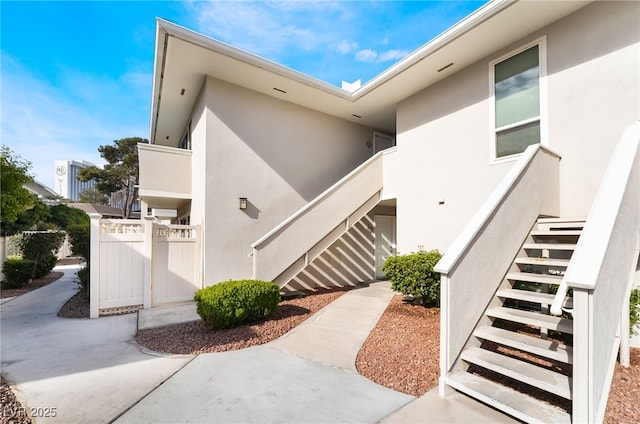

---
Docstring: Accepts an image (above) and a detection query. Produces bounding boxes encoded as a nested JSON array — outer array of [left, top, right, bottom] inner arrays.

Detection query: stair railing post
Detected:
[[438, 273, 455, 396], [571, 288, 592, 423]]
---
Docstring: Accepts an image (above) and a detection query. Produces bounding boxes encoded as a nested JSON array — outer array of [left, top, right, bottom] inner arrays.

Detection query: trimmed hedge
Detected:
[[382, 250, 443, 306], [194, 279, 281, 330], [2, 257, 36, 289], [67, 223, 90, 261]]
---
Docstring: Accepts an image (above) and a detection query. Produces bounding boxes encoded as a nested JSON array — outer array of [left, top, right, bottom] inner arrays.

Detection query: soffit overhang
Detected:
[[150, 0, 592, 147]]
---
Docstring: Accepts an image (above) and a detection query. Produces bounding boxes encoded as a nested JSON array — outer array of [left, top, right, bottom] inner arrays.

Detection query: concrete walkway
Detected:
[[0, 265, 193, 424], [2, 270, 515, 423]]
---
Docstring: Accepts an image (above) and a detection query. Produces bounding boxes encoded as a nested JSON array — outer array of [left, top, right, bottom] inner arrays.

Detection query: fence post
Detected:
[[89, 213, 102, 318], [143, 216, 154, 309]]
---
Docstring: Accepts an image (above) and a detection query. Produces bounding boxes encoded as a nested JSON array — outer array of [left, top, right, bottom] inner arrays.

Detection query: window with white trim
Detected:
[[491, 39, 546, 161]]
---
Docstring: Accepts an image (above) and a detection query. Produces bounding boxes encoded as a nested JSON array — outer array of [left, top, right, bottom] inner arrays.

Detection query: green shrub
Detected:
[[382, 250, 443, 306], [77, 265, 90, 295], [67, 223, 90, 260], [631, 287, 640, 336], [34, 254, 58, 279], [194, 279, 281, 330], [2, 257, 36, 289], [19, 231, 66, 277]]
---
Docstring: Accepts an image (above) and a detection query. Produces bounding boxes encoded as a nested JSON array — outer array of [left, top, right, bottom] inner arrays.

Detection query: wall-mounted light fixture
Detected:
[[239, 197, 248, 210]]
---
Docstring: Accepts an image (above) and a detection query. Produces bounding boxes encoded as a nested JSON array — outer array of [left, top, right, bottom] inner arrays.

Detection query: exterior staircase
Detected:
[[447, 217, 585, 423]]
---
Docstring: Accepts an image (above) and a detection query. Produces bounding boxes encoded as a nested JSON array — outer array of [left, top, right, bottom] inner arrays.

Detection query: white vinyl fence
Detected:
[[89, 214, 202, 318]]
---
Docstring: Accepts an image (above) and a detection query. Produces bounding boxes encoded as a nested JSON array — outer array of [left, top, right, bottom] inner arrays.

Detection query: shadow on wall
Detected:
[[207, 77, 374, 203], [287, 215, 375, 291], [241, 199, 261, 220]]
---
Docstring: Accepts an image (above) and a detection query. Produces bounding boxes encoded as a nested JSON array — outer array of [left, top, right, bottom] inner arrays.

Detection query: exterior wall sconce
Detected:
[[239, 197, 248, 210]]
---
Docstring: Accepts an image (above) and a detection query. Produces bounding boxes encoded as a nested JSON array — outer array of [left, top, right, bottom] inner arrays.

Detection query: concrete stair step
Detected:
[[486, 307, 573, 334], [506, 272, 562, 285], [474, 326, 573, 364], [447, 372, 571, 424], [530, 230, 582, 237], [497, 289, 573, 308], [536, 218, 585, 231], [522, 242, 577, 251], [461, 347, 572, 399], [515, 257, 570, 267]]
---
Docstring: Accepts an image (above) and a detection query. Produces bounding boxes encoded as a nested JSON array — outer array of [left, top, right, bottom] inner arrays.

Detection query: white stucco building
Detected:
[[133, 1, 639, 422]]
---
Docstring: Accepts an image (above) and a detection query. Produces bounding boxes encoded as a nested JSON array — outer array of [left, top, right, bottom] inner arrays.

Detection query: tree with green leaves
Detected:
[[48, 204, 90, 228], [78, 187, 109, 205], [1, 146, 37, 236], [78, 137, 148, 219]]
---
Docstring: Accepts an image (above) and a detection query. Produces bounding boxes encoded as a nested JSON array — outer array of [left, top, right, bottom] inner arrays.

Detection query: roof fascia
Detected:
[[155, 18, 353, 96], [150, 20, 169, 144]]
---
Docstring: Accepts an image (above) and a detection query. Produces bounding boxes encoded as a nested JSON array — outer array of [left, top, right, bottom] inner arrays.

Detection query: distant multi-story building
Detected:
[[53, 160, 97, 202]]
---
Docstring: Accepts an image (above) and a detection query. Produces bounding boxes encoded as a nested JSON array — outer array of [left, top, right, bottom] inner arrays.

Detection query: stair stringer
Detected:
[[444, 217, 584, 424], [273, 191, 381, 289], [443, 219, 540, 378]]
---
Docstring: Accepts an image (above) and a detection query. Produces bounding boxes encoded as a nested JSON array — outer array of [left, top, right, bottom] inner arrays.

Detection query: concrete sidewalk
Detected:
[[117, 281, 516, 423], [0, 265, 193, 424], [3, 271, 516, 423]]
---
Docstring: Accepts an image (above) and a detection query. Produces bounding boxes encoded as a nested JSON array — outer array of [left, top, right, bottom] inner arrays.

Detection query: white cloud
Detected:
[[355, 49, 378, 63], [378, 49, 409, 62], [0, 55, 149, 189], [355, 47, 410, 64], [337, 40, 358, 55], [184, 1, 344, 57]]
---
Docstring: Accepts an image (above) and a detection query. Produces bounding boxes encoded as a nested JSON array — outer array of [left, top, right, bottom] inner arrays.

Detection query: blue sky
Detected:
[[1, 0, 486, 190]]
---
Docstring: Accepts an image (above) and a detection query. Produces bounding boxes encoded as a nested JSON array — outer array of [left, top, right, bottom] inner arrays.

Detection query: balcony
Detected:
[[138, 144, 192, 209]]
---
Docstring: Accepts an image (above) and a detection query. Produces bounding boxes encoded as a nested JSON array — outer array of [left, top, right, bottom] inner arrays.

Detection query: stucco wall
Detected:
[[395, 0, 640, 255], [201, 76, 375, 284]]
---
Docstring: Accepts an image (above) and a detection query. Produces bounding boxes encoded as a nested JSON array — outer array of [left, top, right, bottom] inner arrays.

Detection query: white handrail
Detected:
[[550, 122, 640, 316]]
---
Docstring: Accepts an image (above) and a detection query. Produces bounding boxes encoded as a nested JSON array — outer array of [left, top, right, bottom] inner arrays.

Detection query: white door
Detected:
[[374, 216, 396, 279]]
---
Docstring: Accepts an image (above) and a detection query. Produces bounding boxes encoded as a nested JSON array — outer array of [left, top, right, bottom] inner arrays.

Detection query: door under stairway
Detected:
[[446, 217, 585, 423]]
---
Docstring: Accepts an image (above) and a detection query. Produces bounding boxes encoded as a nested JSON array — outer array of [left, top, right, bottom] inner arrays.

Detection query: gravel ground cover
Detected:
[[57, 291, 90, 319], [358, 295, 640, 423], [136, 287, 350, 354]]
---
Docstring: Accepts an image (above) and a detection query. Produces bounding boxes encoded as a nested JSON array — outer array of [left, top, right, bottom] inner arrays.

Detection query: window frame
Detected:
[[489, 36, 548, 164]]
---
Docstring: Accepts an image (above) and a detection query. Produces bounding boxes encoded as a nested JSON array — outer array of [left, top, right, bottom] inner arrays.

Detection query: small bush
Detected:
[[20, 231, 66, 277], [2, 257, 36, 289], [34, 254, 58, 279], [77, 265, 90, 295], [631, 287, 640, 336], [194, 279, 281, 330], [67, 224, 90, 261], [382, 250, 443, 306]]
